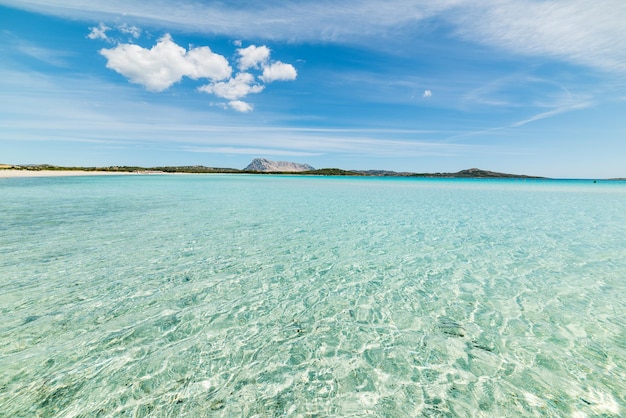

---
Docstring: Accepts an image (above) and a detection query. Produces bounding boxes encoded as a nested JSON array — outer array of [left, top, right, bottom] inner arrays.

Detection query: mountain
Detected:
[[3, 163, 549, 178], [441, 168, 542, 178], [355, 168, 543, 178], [244, 158, 315, 172]]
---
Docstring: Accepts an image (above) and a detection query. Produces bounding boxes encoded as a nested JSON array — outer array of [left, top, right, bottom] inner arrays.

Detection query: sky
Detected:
[[1, 0, 625, 178]]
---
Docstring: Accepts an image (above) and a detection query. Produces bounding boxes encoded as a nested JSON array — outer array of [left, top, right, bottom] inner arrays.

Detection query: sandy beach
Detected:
[[0, 169, 139, 178]]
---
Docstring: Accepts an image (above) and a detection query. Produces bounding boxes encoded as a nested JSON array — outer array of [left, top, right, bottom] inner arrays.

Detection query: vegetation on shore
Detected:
[[1, 164, 548, 178]]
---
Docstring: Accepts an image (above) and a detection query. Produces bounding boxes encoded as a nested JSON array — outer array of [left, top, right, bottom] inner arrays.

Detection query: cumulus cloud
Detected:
[[88, 23, 140, 43], [87, 23, 110, 41], [229, 100, 253, 112], [238, 45, 270, 70], [198, 72, 264, 100], [95, 32, 297, 111], [423, 89, 432, 98], [260, 61, 297, 83], [99, 34, 231, 92], [198, 51, 297, 109], [119, 23, 141, 39]]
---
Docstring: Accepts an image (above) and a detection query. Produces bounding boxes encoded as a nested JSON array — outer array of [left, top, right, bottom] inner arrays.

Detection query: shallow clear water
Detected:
[[1, 174, 625, 417]]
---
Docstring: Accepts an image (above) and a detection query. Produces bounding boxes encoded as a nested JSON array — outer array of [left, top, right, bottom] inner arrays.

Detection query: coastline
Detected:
[[0, 169, 142, 178]]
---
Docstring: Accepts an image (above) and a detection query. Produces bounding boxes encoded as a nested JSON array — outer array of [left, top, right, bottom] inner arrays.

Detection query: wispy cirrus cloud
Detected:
[[509, 101, 593, 128], [451, 0, 626, 74], [5, 0, 626, 75], [184, 146, 321, 157], [0, 66, 476, 161], [446, 93, 594, 142], [4, 31, 74, 67]]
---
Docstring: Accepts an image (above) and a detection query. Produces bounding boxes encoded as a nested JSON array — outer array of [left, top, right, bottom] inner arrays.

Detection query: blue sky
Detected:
[[1, 0, 625, 178]]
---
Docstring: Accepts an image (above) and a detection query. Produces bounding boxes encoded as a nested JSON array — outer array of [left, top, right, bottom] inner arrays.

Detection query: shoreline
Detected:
[[0, 168, 620, 181], [0, 169, 148, 178]]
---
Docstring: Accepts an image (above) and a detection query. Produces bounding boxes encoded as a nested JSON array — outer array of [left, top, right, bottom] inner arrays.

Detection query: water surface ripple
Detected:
[[1, 175, 625, 416]]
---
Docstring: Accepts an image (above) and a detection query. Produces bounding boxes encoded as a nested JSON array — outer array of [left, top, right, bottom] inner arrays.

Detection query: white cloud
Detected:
[[99, 34, 231, 92], [185, 46, 232, 80], [423, 89, 432, 98], [87, 23, 110, 41], [229, 100, 253, 112], [509, 101, 592, 128], [451, 0, 626, 74], [185, 146, 321, 157], [118, 23, 141, 39], [0, 67, 481, 160], [11, 37, 72, 67], [199, 72, 264, 100], [199, 57, 296, 107], [238, 45, 270, 70], [94, 33, 297, 111], [88, 23, 140, 43], [13, 1, 457, 42], [16, 0, 625, 75], [260, 61, 297, 83]]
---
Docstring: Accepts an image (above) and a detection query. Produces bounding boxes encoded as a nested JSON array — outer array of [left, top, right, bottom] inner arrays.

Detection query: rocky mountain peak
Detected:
[[244, 158, 314, 172]]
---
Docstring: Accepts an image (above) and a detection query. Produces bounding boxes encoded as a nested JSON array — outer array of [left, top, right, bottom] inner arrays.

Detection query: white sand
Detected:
[[0, 169, 138, 178]]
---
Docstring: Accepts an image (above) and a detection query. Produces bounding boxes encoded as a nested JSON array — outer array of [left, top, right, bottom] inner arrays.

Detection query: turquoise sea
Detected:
[[1, 174, 625, 417]]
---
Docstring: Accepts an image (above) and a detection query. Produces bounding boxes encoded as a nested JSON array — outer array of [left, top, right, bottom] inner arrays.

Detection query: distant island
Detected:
[[1, 160, 546, 178], [244, 158, 314, 172]]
